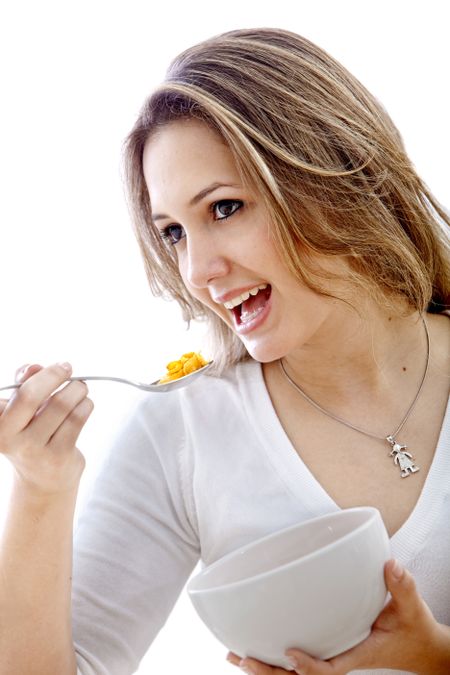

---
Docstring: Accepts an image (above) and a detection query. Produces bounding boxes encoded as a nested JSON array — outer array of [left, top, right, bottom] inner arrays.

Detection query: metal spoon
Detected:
[[0, 361, 214, 394]]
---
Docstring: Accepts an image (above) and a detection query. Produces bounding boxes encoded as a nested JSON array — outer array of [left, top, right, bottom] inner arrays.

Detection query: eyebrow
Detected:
[[151, 182, 239, 222]]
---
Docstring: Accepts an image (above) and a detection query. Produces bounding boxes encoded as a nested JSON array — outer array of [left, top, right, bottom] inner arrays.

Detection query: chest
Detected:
[[264, 370, 448, 537]]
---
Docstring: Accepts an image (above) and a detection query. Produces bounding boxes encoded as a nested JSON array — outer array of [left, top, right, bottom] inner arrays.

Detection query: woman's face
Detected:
[[143, 119, 338, 363]]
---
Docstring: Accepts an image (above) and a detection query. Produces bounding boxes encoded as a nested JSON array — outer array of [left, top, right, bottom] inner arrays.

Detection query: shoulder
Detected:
[[126, 357, 263, 438]]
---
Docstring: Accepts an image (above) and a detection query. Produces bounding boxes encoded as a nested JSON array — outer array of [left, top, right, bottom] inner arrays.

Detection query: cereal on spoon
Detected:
[[158, 352, 209, 383]]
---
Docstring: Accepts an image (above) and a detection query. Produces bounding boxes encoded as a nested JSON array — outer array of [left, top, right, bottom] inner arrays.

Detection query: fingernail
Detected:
[[239, 662, 254, 674], [286, 655, 299, 669], [391, 558, 404, 580], [16, 364, 30, 382], [58, 361, 72, 373]]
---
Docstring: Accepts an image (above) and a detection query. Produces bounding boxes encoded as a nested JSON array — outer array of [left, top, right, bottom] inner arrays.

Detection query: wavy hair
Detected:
[[124, 27, 450, 370]]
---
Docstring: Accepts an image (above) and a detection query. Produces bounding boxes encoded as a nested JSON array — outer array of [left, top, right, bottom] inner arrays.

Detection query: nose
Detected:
[[183, 232, 230, 289]]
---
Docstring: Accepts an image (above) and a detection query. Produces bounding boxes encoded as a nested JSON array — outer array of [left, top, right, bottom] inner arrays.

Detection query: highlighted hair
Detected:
[[124, 28, 450, 369]]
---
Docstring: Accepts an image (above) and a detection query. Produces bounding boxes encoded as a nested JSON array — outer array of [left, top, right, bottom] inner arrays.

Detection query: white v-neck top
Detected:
[[73, 358, 450, 675]]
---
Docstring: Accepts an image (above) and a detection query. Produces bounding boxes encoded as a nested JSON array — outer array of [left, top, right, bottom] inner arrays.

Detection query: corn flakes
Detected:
[[158, 352, 209, 383]]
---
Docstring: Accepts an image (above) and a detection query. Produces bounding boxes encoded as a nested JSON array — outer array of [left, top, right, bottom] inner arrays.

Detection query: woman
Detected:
[[0, 28, 448, 675]]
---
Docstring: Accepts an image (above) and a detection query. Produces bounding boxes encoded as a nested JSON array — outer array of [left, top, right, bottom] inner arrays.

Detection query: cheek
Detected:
[[177, 259, 188, 288], [181, 277, 221, 313], [186, 284, 232, 325], [176, 254, 197, 298]]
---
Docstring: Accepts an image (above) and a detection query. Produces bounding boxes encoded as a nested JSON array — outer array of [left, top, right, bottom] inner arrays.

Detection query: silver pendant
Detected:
[[386, 436, 420, 478]]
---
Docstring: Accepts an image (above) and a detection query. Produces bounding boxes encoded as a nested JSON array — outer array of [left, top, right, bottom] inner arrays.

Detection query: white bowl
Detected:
[[187, 507, 390, 670]]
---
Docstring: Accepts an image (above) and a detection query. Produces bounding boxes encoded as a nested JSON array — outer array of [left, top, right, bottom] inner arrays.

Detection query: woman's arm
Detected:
[[0, 363, 93, 675], [71, 390, 200, 675]]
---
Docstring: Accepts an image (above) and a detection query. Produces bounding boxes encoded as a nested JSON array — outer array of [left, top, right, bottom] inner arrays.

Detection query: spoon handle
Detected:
[[0, 376, 151, 392], [0, 362, 213, 393]]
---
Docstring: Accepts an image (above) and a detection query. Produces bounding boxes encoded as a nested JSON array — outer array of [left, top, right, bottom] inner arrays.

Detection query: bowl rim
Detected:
[[187, 506, 385, 594]]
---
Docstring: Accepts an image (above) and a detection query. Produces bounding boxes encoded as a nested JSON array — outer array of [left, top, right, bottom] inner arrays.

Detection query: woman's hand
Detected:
[[227, 560, 450, 675], [0, 362, 94, 495]]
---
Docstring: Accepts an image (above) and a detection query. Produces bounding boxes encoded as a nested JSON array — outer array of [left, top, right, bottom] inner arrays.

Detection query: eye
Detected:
[[212, 199, 243, 220], [160, 224, 185, 246]]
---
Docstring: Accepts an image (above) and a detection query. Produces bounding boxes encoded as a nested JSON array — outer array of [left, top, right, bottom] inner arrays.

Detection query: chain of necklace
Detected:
[[279, 316, 430, 478]]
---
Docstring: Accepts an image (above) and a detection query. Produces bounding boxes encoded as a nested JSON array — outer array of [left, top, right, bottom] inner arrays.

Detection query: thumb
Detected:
[[384, 559, 422, 620]]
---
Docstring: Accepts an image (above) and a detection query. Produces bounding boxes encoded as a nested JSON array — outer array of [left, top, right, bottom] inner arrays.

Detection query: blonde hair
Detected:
[[124, 27, 450, 370]]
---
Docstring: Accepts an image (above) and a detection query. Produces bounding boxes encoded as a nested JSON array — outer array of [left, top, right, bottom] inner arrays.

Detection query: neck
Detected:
[[279, 304, 428, 406]]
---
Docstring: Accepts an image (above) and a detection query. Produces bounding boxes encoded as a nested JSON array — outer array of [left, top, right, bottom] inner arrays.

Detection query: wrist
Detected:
[[433, 623, 450, 674], [10, 449, 85, 501], [10, 469, 82, 509], [418, 623, 450, 675]]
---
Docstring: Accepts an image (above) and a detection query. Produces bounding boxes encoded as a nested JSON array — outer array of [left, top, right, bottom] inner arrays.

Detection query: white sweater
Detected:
[[73, 358, 450, 675]]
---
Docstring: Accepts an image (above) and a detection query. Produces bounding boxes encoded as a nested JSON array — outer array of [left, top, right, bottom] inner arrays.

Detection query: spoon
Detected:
[[0, 361, 214, 394]]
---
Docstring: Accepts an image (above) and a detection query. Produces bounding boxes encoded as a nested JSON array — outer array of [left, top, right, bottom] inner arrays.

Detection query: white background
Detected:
[[0, 1, 448, 673]]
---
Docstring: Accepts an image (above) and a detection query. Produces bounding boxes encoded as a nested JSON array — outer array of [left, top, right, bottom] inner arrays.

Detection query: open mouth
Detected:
[[232, 284, 272, 326]]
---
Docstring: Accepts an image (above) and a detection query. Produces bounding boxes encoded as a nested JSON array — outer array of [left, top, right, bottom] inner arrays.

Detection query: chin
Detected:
[[240, 338, 288, 364]]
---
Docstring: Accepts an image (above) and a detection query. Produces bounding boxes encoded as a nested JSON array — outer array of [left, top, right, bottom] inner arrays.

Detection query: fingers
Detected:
[[29, 380, 91, 446], [238, 659, 283, 674], [384, 559, 419, 613], [15, 363, 44, 384], [0, 362, 94, 494], [2, 362, 73, 432], [382, 558, 434, 631], [284, 650, 336, 674], [227, 653, 241, 666], [227, 652, 272, 673], [48, 395, 94, 450], [0, 366, 43, 416], [227, 652, 295, 674], [285, 644, 372, 675]]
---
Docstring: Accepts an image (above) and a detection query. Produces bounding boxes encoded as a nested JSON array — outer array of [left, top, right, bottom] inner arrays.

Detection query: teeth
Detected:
[[240, 304, 266, 324], [223, 284, 268, 310]]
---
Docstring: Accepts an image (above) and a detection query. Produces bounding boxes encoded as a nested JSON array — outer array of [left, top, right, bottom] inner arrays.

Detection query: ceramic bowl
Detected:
[[187, 507, 390, 670]]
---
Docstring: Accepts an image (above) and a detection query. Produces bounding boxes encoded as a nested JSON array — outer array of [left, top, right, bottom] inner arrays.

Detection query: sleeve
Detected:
[[72, 394, 200, 675]]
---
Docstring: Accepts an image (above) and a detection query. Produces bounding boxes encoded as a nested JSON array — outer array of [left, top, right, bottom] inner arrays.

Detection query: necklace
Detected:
[[279, 316, 430, 478]]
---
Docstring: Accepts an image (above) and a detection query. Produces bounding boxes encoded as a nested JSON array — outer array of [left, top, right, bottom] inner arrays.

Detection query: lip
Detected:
[[232, 289, 273, 336], [212, 284, 268, 306]]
